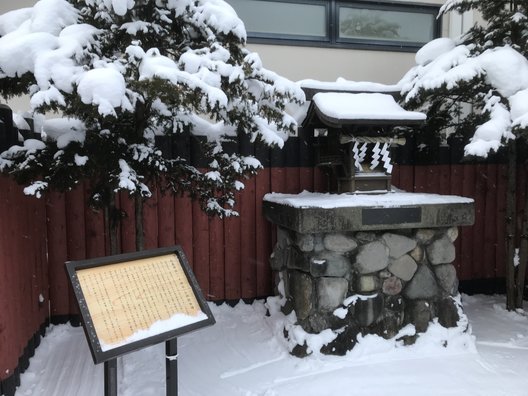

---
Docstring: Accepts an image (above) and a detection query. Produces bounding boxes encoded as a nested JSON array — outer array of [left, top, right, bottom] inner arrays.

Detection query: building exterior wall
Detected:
[[247, 43, 419, 83], [0, 0, 476, 87], [0, 1, 36, 111], [0, 0, 35, 14], [242, 2, 481, 84], [244, 0, 450, 83]]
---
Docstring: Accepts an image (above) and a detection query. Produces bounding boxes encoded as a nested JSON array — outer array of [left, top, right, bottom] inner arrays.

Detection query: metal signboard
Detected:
[[66, 246, 215, 365]]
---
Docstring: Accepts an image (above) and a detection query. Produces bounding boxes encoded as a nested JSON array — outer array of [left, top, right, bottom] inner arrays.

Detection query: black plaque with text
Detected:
[[362, 207, 422, 226]]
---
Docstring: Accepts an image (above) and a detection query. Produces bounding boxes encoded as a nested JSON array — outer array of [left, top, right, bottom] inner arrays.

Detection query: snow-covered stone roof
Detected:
[[305, 92, 426, 128]]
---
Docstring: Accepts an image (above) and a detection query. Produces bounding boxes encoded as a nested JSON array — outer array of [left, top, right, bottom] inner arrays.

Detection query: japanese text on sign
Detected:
[[77, 254, 201, 348]]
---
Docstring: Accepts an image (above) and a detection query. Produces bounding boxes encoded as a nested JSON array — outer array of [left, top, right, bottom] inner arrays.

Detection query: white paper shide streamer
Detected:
[[381, 141, 392, 174], [358, 142, 368, 163], [352, 141, 361, 171], [370, 142, 381, 170]]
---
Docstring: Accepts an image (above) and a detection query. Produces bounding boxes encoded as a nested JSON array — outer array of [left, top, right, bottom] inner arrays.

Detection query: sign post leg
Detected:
[[166, 338, 178, 396], [104, 359, 118, 396]]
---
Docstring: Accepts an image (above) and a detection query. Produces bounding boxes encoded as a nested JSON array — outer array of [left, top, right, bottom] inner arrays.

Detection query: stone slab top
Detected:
[[264, 191, 474, 208], [263, 191, 474, 233]]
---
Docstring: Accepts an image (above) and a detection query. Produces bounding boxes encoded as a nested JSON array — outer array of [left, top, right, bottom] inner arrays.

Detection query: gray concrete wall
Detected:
[[0, 0, 36, 14], [0, 1, 36, 111], [247, 44, 418, 84]]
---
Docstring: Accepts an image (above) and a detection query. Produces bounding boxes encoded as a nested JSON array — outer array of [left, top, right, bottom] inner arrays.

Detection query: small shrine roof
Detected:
[[304, 92, 426, 128]]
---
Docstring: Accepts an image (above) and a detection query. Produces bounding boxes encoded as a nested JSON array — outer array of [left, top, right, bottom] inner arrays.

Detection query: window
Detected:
[[229, 0, 328, 40], [227, 0, 440, 51], [337, 3, 436, 46]]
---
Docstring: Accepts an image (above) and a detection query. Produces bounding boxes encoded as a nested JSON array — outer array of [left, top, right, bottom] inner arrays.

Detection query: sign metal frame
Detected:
[[66, 245, 215, 365]]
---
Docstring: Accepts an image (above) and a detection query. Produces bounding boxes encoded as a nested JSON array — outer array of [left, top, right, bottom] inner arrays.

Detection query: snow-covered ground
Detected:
[[15, 294, 528, 396]]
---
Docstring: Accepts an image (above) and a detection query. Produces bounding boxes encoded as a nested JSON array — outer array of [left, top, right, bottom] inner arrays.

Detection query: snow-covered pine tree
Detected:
[[0, 0, 304, 251], [400, 0, 528, 309]]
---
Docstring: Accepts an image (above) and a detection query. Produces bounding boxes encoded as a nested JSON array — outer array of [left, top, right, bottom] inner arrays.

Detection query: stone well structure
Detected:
[[264, 192, 474, 356], [263, 85, 475, 356]]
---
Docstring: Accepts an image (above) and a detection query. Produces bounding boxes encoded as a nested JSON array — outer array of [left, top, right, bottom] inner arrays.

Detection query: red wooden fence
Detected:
[[0, 176, 48, 388], [393, 164, 515, 280], [42, 162, 518, 312], [0, 162, 524, 388]]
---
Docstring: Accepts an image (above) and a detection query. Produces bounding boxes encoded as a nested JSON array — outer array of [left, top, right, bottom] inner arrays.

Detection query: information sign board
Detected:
[[66, 246, 215, 364]]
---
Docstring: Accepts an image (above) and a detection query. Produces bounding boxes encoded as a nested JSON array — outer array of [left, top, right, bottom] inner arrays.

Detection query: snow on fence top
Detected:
[[299, 78, 400, 98]]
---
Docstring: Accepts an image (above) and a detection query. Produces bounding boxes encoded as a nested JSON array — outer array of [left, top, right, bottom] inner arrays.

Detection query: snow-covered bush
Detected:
[[0, 0, 304, 217], [400, 0, 528, 158]]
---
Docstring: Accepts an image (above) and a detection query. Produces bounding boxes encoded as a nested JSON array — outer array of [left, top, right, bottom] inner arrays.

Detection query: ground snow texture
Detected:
[[15, 294, 528, 396]]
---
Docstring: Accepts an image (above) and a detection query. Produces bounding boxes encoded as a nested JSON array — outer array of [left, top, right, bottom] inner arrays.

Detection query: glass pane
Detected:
[[338, 6, 435, 43], [228, 0, 327, 38]]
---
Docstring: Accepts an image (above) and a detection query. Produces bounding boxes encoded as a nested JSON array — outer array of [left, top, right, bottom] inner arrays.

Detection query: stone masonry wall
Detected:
[[270, 226, 464, 357]]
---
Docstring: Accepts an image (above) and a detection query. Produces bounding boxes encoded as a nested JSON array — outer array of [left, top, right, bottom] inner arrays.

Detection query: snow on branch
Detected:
[[0, 0, 303, 215], [401, 38, 528, 157]]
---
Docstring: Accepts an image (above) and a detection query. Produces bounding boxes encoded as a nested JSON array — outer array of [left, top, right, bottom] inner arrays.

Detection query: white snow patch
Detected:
[[189, 114, 237, 141], [253, 116, 287, 148], [12, 113, 31, 131], [23, 180, 48, 198], [40, 118, 86, 148], [77, 68, 126, 116], [478, 47, 528, 98], [193, 0, 246, 40], [465, 95, 515, 157], [100, 310, 208, 351], [343, 293, 379, 306], [415, 38, 456, 66], [111, 0, 131, 16], [333, 307, 348, 319], [205, 170, 222, 181], [22, 138, 46, 151], [11, 295, 528, 395], [242, 156, 262, 169], [0, 8, 32, 36], [117, 159, 138, 191], [510, 89, 528, 128], [29, 0, 79, 36], [139, 48, 228, 108], [74, 154, 88, 166]]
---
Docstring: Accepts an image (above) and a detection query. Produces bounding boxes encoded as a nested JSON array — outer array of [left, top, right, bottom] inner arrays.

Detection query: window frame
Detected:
[[234, 0, 330, 43], [235, 0, 441, 52]]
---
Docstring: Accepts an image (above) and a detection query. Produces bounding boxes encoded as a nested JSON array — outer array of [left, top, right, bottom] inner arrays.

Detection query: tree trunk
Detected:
[[104, 192, 120, 256], [134, 101, 148, 253], [135, 195, 144, 252], [505, 140, 517, 310]]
